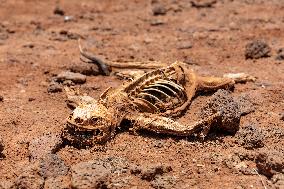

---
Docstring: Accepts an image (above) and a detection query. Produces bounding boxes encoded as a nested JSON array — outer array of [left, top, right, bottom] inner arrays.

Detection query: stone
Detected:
[[28, 133, 62, 161], [56, 71, 86, 84], [245, 40, 271, 59], [201, 89, 241, 134], [71, 161, 110, 189]]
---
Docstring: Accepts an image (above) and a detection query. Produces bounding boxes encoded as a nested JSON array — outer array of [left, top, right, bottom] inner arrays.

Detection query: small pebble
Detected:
[[47, 82, 62, 93], [28, 97, 36, 102], [177, 42, 193, 49], [150, 19, 165, 26], [152, 4, 167, 16], [54, 6, 65, 16], [64, 16, 74, 22], [276, 48, 284, 61], [280, 113, 284, 121]]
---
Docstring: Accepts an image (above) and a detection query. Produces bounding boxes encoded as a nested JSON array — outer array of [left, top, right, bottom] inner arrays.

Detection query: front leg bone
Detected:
[[64, 87, 96, 109], [127, 112, 221, 137]]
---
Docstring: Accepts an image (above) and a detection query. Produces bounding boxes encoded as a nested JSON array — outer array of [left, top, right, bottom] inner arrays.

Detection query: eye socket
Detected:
[[75, 117, 84, 124], [68, 113, 73, 119], [90, 117, 99, 123]]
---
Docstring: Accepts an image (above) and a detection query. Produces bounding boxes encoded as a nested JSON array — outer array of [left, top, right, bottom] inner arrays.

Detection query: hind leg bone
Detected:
[[127, 112, 221, 137]]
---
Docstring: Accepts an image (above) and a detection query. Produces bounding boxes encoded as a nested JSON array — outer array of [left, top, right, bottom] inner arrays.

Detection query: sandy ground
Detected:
[[0, 0, 284, 188]]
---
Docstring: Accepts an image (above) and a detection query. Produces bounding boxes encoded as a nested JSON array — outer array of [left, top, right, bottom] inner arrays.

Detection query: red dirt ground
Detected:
[[0, 0, 283, 188]]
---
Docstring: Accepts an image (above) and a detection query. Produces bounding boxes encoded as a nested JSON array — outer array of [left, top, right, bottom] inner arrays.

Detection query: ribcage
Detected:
[[133, 79, 187, 113], [124, 63, 188, 114]]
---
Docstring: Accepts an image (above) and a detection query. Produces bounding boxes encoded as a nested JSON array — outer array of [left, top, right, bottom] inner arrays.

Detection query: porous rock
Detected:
[[234, 94, 255, 115], [256, 149, 284, 178], [13, 164, 44, 189], [71, 157, 131, 189], [131, 163, 172, 181], [245, 40, 271, 59], [71, 161, 110, 189], [28, 133, 62, 161], [151, 175, 176, 189], [201, 89, 241, 134], [44, 176, 70, 189], [39, 154, 69, 179], [235, 124, 264, 149]]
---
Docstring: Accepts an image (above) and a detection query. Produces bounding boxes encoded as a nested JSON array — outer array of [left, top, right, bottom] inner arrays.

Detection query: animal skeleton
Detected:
[[63, 54, 254, 146]]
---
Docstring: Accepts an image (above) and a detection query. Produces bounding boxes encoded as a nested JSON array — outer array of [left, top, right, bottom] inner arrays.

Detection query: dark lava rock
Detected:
[[39, 154, 69, 179], [201, 89, 241, 134], [151, 175, 176, 189], [245, 40, 271, 59], [276, 48, 284, 61], [235, 124, 264, 149], [69, 63, 100, 76], [131, 163, 172, 181], [47, 82, 62, 93], [28, 133, 62, 161], [256, 149, 284, 178], [0, 95, 3, 102], [44, 176, 70, 189], [71, 161, 110, 189], [13, 164, 45, 189], [56, 71, 86, 84]]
